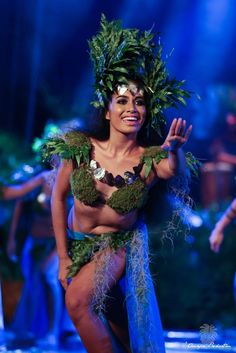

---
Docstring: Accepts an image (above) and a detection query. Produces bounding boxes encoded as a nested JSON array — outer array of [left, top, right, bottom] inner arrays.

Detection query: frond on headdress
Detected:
[[89, 14, 191, 135]]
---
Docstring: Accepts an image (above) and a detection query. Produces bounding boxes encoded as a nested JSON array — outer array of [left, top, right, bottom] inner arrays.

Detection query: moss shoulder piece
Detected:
[[42, 131, 92, 166], [141, 146, 200, 178], [141, 146, 168, 178], [70, 166, 100, 205], [106, 178, 148, 214]]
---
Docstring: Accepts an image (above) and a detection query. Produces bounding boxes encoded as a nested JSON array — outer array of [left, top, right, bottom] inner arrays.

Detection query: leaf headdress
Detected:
[[89, 14, 191, 135]]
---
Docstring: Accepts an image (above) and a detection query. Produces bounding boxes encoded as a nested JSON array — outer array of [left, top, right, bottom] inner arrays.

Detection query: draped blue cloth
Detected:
[[125, 222, 166, 353]]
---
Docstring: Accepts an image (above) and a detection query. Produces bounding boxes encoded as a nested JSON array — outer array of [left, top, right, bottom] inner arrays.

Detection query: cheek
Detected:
[[114, 105, 123, 114], [140, 106, 146, 118], [106, 103, 123, 120]]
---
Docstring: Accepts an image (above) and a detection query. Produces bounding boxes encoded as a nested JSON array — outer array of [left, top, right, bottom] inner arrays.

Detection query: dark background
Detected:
[[1, 0, 236, 145]]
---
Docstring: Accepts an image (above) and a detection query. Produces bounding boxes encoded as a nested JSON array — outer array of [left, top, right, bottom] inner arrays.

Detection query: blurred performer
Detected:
[[209, 198, 236, 253], [1, 170, 63, 345], [209, 198, 236, 303]]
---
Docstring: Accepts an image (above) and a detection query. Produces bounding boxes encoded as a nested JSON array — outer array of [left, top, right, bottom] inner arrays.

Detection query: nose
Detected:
[[126, 100, 137, 113]]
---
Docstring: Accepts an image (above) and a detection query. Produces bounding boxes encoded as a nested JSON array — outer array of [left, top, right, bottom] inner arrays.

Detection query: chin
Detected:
[[122, 126, 142, 134]]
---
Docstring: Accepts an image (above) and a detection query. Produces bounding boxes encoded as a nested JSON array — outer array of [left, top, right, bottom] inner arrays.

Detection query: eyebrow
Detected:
[[116, 95, 144, 99], [116, 95, 127, 99]]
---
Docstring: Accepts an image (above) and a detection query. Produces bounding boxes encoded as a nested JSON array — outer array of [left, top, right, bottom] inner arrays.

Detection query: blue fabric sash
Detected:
[[67, 228, 96, 240]]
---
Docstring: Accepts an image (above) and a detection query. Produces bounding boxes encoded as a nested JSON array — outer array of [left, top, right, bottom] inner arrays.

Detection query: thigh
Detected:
[[104, 276, 128, 326], [66, 248, 126, 305]]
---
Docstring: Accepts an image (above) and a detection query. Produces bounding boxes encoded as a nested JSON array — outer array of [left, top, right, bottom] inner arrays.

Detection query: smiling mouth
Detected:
[[123, 117, 139, 121]]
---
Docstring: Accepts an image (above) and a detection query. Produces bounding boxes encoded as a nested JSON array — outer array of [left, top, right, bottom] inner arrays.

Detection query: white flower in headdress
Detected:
[[117, 83, 144, 96], [129, 83, 138, 95], [117, 85, 128, 95]]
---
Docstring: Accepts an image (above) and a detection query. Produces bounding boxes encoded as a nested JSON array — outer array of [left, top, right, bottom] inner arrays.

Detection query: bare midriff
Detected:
[[67, 201, 139, 235]]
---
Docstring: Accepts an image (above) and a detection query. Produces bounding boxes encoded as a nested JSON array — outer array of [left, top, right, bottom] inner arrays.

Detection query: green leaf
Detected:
[[113, 67, 129, 73], [177, 96, 187, 105], [144, 157, 152, 178], [89, 14, 193, 135], [107, 80, 113, 91]]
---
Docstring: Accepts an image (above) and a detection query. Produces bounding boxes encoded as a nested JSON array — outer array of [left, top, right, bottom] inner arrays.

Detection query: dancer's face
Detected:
[[106, 86, 146, 136]]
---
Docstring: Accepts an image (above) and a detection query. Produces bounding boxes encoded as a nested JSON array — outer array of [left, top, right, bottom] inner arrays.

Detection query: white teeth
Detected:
[[123, 117, 138, 121]]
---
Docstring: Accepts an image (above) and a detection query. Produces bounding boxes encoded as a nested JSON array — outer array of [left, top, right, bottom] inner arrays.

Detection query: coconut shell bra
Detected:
[[43, 131, 197, 215]]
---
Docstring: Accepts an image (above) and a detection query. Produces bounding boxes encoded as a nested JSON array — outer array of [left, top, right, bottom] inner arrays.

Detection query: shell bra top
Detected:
[[43, 131, 197, 215]]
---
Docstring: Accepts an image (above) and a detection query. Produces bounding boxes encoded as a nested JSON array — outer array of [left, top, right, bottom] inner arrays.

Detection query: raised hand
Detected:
[[209, 228, 224, 253], [161, 118, 192, 152]]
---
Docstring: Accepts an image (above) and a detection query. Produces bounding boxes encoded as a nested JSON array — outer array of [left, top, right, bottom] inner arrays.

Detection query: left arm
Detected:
[[209, 198, 236, 253], [1, 171, 49, 200], [155, 118, 192, 179], [7, 200, 23, 258]]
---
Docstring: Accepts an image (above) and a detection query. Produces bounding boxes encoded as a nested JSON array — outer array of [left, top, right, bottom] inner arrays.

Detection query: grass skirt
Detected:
[[68, 221, 166, 353]]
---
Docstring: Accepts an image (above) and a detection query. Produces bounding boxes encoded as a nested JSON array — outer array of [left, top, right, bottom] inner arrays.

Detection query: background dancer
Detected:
[[1, 170, 63, 346]]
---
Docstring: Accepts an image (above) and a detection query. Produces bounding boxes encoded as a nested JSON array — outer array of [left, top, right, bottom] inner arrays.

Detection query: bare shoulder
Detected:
[[57, 159, 74, 177], [90, 137, 107, 151]]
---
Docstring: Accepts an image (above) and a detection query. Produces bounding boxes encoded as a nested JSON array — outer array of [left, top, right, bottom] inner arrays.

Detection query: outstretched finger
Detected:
[[184, 124, 192, 140], [175, 117, 182, 135], [168, 118, 177, 136], [179, 119, 186, 136]]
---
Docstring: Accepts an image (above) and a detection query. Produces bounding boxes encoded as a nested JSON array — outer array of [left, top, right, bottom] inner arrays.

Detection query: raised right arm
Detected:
[[51, 159, 73, 289]]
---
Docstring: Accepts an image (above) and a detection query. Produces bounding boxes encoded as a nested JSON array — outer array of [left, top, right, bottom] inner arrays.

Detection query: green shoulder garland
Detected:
[[42, 131, 100, 204], [42, 131, 92, 166], [141, 146, 200, 178], [141, 146, 168, 178]]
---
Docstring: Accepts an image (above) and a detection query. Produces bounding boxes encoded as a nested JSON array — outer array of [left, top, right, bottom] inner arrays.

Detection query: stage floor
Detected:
[[0, 329, 236, 353]]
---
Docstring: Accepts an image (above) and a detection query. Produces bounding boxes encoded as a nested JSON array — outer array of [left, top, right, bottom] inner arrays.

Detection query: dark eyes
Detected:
[[117, 99, 127, 105], [135, 98, 145, 106], [117, 98, 145, 106]]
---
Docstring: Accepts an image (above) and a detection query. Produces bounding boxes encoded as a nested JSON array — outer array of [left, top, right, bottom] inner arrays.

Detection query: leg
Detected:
[[104, 280, 131, 353], [65, 248, 129, 353], [42, 249, 63, 340], [12, 236, 34, 332]]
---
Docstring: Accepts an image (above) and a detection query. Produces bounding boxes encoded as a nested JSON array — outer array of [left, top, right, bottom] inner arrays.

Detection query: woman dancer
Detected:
[[44, 15, 197, 353]]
